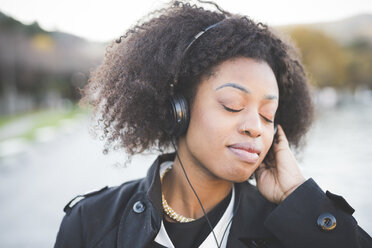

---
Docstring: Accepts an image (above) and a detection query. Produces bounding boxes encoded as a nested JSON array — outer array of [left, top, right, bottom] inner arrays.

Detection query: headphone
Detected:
[[165, 21, 223, 137], [166, 94, 190, 137]]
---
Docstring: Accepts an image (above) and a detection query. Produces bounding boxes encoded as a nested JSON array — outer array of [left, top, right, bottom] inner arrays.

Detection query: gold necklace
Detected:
[[161, 166, 195, 223]]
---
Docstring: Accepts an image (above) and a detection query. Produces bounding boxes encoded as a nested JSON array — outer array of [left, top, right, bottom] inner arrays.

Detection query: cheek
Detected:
[[188, 103, 227, 144], [260, 129, 275, 159]]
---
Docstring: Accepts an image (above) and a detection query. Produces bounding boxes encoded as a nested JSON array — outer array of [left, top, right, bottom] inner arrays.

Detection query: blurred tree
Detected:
[[288, 27, 348, 89], [345, 38, 372, 91], [31, 33, 55, 52], [0, 11, 103, 115]]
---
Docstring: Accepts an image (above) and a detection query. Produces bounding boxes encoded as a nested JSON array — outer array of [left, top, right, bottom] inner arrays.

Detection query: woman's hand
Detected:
[[255, 125, 306, 204]]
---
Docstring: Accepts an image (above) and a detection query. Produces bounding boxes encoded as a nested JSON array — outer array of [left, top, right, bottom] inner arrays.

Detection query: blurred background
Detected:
[[0, 0, 371, 247]]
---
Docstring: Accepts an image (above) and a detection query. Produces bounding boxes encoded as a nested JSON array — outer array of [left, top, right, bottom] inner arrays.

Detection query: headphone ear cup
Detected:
[[165, 94, 190, 137]]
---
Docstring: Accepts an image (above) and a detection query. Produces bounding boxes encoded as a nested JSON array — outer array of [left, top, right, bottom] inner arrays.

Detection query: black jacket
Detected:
[[55, 153, 372, 248]]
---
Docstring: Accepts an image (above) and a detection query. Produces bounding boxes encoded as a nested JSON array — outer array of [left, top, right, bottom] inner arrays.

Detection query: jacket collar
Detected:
[[227, 182, 277, 247], [144, 152, 176, 214], [124, 152, 277, 247], [117, 153, 175, 248]]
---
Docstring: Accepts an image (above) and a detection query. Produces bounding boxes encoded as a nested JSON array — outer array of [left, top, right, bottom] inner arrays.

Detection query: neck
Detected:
[[162, 140, 233, 220]]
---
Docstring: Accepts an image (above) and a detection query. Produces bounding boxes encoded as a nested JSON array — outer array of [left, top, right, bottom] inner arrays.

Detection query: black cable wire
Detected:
[[219, 217, 233, 247], [219, 200, 239, 247], [170, 139, 221, 248]]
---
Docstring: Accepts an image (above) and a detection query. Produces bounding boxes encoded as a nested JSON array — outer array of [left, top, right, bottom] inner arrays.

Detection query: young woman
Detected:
[[55, 1, 372, 247]]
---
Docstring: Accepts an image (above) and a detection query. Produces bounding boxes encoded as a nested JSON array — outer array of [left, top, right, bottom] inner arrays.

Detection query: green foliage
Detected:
[[0, 11, 45, 35], [284, 26, 372, 90], [345, 38, 372, 90], [0, 106, 89, 142], [287, 27, 348, 89]]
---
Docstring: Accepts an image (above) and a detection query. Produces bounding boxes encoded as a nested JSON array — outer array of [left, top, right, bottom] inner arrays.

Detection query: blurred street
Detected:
[[0, 116, 157, 248]]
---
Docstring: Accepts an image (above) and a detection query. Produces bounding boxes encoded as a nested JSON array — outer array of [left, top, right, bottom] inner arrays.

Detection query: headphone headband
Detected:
[[171, 20, 225, 95]]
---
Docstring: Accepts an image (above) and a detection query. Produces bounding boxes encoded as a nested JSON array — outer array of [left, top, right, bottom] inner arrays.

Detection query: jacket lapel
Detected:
[[226, 182, 278, 248], [117, 153, 175, 248]]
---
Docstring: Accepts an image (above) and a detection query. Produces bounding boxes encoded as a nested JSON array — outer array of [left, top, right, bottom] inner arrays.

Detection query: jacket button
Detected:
[[317, 213, 336, 231], [133, 201, 146, 213]]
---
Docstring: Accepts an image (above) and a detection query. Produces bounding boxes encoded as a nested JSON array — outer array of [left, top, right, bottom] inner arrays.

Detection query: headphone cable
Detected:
[[170, 139, 221, 248]]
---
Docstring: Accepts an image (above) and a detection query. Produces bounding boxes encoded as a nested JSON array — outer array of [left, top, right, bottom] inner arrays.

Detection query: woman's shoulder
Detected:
[[55, 177, 146, 247], [65, 178, 143, 212]]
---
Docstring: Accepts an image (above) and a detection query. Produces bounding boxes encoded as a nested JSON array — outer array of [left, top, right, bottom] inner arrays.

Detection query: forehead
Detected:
[[204, 57, 279, 95]]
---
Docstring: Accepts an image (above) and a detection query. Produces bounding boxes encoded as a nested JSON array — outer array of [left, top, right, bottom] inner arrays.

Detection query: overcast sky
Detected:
[[1, 0, 372, 42]]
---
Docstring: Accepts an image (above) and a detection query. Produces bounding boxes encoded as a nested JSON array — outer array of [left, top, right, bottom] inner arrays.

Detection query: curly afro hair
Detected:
[[81, 0, 314, 164]]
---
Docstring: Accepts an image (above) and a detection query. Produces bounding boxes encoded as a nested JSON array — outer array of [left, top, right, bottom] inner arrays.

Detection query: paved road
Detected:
[[0, 119, 157, 248], [0, 104, 371, 247]]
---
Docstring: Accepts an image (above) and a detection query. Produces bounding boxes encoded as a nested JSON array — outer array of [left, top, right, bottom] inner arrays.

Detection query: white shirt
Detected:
[[154, 161, 235, 248]]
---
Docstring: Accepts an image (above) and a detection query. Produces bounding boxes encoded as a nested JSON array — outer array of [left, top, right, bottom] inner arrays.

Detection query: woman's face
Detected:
[[182, 57, 279, 182]]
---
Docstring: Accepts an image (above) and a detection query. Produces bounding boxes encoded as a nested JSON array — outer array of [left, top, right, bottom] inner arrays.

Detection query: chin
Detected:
[[231, 177, 251, 183], [224, 166, 255, 183]]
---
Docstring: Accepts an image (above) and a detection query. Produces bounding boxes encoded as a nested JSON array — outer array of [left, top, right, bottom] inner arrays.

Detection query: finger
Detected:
[[254, 163, 266, 179], [254, 167, 261, 181], [275, 124, 289, 146], [256, 162, 265, 172], [254, 162, 267, 179]]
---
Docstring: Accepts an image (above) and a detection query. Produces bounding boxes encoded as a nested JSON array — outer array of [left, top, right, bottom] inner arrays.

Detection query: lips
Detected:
[[227, 142, 261, 164]]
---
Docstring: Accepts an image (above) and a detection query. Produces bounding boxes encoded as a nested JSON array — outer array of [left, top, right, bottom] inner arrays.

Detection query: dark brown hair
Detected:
[[81, 0, 314, 164]]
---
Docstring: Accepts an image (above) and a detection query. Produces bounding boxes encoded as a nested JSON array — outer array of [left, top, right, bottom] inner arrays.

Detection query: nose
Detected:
[[239, 111, 262, 138]]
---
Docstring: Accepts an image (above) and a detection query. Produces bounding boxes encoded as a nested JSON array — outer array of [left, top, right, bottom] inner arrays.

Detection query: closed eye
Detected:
[[261, 115, 274, 123], [223, 105, 274, 123], [222, 105, 243, 113]]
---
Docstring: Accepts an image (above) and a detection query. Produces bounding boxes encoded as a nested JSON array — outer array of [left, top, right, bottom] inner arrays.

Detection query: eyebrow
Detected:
[[215, 82, 278, 101]]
